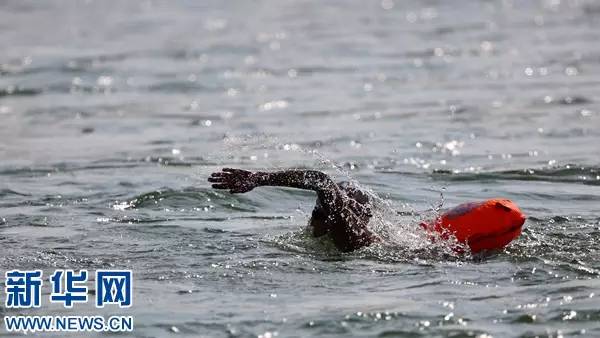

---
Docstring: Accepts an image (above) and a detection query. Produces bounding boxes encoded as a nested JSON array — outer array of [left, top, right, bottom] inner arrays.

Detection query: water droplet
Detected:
[[96, 75, 113, 87], [565, 66, 578, 76], [381, 0, 394, 10]]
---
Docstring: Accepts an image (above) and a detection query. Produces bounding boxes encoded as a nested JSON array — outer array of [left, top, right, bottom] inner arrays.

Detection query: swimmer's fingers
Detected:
[[222, 167, 247, 174], [211, 183, 229, 190], [208, 176, 226, 183], [208, 171, 234, 183]]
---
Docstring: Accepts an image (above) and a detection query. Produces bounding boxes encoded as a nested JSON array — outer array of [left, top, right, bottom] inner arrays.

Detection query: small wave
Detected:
[[530, 95, 594, 107], [146, 82, 222, 94], [0, 86, 41, 97], [553, 96, 593, 105], [113, 187, 261, 212], [294, 65, 357, 75], [0, 188, 30, 198], [428, 164, 600, 186]]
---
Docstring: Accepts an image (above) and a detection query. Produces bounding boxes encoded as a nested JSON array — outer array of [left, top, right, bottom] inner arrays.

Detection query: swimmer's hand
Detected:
[[208, 168, 257, 193]]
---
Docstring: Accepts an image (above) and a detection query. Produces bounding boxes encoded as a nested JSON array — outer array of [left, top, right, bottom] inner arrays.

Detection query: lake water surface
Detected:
[[1, 1, 599, 337]]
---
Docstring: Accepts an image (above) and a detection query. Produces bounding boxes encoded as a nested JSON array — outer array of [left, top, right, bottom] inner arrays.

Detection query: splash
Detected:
[[215, 135, 470, 261]]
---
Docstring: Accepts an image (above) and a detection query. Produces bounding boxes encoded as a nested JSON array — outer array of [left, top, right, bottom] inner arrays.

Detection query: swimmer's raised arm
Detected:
[[209, 167, 377, 252], [208, 168, 343, 211]]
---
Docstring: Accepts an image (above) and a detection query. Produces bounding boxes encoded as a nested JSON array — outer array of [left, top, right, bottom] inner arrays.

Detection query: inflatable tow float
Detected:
[[421, 199, 526, 253]]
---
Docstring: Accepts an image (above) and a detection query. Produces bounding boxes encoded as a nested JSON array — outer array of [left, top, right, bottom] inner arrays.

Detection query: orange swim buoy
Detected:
[[421, 199, 526, 253]]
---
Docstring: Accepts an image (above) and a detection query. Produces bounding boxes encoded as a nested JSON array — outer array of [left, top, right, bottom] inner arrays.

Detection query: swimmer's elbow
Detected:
[[302, 170, 337, 191], [303, 170, 331, 183]]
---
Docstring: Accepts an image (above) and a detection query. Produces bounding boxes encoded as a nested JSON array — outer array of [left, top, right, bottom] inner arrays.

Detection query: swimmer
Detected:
[[208, 168, 526, 253], [208, 168, 376, 252]]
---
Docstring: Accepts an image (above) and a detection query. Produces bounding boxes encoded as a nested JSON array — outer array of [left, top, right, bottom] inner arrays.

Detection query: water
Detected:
[[1, 0, 600, 337]]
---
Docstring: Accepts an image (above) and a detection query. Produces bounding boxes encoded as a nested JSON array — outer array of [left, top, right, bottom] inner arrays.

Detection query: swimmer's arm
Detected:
[[208, 168, 343, 211]]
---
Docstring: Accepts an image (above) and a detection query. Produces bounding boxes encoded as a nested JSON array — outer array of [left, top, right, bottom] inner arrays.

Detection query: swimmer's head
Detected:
[[337, 181, 370, 204]]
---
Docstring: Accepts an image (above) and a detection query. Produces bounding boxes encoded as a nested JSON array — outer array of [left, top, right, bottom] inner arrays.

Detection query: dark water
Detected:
[[1, 0, 600, 337]]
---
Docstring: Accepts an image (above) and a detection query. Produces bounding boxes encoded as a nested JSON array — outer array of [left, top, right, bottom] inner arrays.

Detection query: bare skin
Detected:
[[208, 168, 377, 252]]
